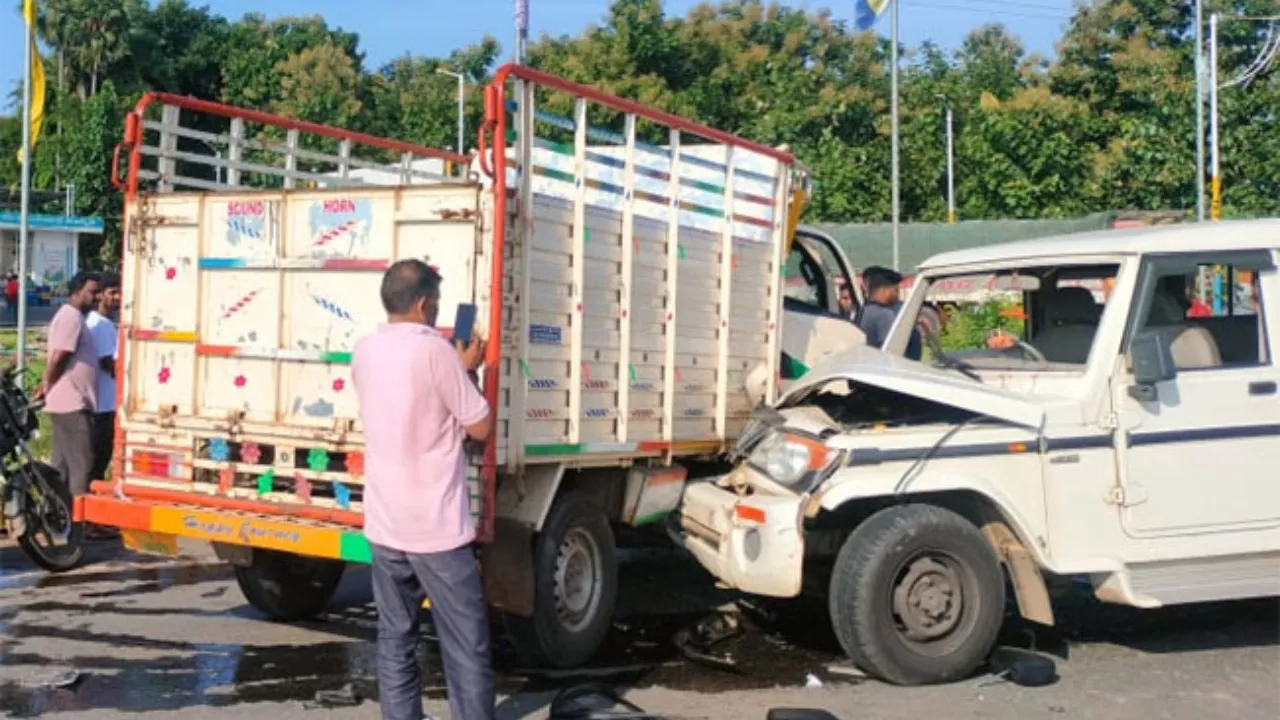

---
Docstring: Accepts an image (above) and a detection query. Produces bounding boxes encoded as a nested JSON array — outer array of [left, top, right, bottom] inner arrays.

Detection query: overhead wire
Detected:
[[1220, 19, 1280, 89], [906, 1, 1072, 22]]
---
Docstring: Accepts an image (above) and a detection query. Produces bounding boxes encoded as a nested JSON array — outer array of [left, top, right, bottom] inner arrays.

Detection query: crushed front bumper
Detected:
[[672, 478, 805, 598]]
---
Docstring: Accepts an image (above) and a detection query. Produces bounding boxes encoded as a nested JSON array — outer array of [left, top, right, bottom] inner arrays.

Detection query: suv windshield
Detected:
[[915, 263, 1120, 371]]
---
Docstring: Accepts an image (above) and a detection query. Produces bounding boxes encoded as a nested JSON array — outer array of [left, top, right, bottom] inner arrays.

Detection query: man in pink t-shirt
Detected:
[[37, 271, 102, 504], [352, 260, 492, 720]]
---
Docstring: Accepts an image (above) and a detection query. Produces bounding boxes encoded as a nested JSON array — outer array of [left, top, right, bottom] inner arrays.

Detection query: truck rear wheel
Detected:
[[234, 549, 346, 621], [828, 504, 1005, 685], [505, 492, 618, 668]]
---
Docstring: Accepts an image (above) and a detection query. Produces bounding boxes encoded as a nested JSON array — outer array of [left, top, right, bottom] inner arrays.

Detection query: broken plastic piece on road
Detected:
[[825, 664, 867, 679], [982, 646, 1058, 688], [804, 673, 823, 688], [303, 683, 362, 709], [22, 668, 82, 689], [767, 711, 840, 720]]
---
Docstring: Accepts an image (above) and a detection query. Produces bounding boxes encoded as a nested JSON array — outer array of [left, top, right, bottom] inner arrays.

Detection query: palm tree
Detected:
[[22, 0, 133, 98], [26, 0, 68, 93]]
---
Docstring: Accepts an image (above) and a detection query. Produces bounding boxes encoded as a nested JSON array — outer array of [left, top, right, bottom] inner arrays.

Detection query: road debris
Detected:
[[673, 611, 743, 671], [303, 683, 362, 709], [548, 682, 662, 719], [21, 668, 82, 689], [983, 647, 1059, 688], [825, 664, 867, 679]]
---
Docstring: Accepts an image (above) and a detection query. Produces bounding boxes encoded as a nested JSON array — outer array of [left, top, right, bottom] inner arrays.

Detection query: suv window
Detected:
[[783, 236, 853, 318], [917, 264, 1119, 371], [1130, 255, 1271, 370]]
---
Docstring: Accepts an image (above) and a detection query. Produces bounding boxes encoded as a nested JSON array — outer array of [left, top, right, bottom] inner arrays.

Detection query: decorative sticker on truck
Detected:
[[220, 288, 265, 321], [224, 200, 275, 252], [308, 198, 372, 257]]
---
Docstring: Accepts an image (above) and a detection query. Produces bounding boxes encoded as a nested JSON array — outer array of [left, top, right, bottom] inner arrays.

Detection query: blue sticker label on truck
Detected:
[[529, 324, 563, 345]]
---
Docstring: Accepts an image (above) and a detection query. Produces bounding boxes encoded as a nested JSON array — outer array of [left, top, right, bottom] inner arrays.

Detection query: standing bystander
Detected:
[[86, 271, 121, 483], [836, 280, 856, 320], [4, 274, 18, 323], [352, 260, 495, 720], [856, 266, 922, 360], [35, 272, 103, 534]]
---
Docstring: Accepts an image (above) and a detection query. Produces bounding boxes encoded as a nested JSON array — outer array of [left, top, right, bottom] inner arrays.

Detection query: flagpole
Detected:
[[890, 0, 900, 271], [17, 11, 34, 374], [515, 0, 528, 63]]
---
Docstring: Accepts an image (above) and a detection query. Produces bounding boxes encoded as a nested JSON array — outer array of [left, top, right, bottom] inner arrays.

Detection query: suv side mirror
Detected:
[[1127, 332, 1177, 400]]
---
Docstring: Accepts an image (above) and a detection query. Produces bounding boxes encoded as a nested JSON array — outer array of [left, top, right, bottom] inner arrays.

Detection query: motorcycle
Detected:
[[0, 365, 83, 571]]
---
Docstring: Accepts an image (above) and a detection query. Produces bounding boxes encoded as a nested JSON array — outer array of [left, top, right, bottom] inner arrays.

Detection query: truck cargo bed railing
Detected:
[[113, 93, 471, 195]]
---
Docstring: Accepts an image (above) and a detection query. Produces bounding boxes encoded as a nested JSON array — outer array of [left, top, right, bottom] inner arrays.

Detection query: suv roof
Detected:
[[920, 218, 1280, 270]]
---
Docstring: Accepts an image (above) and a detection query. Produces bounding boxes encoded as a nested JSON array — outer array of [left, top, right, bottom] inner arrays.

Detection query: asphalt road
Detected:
[[0, 540, 1277, 719]]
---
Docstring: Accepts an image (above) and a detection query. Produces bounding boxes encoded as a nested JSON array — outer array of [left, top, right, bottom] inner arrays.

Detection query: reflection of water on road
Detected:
[[2, 540, 1278, 716]]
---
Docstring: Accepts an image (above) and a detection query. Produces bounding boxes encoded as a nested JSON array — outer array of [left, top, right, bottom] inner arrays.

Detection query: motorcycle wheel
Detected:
[[16, 462, 85, 572]]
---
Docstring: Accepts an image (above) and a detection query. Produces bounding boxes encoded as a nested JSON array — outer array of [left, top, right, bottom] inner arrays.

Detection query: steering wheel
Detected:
[[1009, 339, 1048, 364]]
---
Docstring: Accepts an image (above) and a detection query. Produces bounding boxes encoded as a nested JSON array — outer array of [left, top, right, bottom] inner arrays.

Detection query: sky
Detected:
[[1, 0, 1077, 112]]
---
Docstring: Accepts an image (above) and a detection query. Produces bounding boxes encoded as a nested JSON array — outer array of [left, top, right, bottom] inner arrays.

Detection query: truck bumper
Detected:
[[74, 489, 374, 564], [674, 478, 805, 598]]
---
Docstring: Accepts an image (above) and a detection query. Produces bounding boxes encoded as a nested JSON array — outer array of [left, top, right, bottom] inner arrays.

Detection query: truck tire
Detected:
[[234, 549, 346, 621], [828, 504, 1005, 686], [505, 492, 618, 668]]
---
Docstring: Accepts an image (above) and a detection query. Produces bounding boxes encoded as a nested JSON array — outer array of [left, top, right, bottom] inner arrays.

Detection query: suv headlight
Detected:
[[747, 431, 841, 490]]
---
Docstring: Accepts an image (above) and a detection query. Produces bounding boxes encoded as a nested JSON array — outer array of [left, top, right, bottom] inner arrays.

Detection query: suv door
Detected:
[[1116, 250, 1280, 537], [780, 228, 865, 378]]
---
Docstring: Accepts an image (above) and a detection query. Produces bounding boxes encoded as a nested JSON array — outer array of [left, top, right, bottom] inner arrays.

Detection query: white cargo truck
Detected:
[[76, 65, 865, 666]]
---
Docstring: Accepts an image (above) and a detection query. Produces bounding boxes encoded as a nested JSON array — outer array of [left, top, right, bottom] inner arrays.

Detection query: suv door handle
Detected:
[[1248, 381, 1276, 396]]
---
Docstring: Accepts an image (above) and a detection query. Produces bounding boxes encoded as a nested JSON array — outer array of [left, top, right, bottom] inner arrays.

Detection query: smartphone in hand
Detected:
[[453, 303, 477, 346]]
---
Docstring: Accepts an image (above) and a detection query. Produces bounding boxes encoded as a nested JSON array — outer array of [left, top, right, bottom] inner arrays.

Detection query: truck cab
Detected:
[[675, 220, 1280, 685]]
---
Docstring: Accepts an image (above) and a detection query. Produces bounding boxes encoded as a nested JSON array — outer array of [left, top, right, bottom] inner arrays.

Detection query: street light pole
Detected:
[[943, 103, 955, 224], [1194, 0, 1206, 222], [1208, 12, 1221, 221], [436, 69, 466, 156]]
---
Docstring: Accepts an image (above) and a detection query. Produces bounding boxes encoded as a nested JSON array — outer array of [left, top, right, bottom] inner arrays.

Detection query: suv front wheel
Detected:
[[828, 504, 1006, 685]]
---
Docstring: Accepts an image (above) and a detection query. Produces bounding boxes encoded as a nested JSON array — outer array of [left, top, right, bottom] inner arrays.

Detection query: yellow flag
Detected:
[[17, 0, 46, 166]]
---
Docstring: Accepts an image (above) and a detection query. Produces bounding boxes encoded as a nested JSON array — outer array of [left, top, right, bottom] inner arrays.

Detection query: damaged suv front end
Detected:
[[677, 347, 1041, 597], [673, 343, 1058, 686], [677, 402, 845, 598]]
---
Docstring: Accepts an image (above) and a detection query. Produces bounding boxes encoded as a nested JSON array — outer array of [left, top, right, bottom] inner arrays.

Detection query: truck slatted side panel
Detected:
[[481, 65, 799, 473]]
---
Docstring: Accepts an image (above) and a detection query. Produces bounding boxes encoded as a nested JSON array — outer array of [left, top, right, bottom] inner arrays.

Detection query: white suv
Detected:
[[675, 219, 1280, 686]]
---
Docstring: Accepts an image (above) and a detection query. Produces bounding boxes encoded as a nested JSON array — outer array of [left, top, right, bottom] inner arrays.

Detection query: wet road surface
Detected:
[[1, 538, 1277, 719]]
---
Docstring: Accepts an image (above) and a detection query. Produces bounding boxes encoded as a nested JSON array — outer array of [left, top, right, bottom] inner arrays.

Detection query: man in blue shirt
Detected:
[[856, 266, 922, 361]]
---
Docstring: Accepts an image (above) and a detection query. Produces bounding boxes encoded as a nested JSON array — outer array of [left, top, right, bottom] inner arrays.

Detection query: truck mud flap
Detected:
[[481, 516, 535, 617]]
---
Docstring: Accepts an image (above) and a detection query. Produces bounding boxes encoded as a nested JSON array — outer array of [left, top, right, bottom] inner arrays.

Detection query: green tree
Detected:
[[367, 38, 500, 154], [958, 24, 1029, 100], [127, 0, 230, 100], [220, 14, 361, 108], [272, 43, 363, 129]]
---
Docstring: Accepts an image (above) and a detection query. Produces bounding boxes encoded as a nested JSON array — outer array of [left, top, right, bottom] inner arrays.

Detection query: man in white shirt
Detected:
[[86, 271, 121, 483]]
